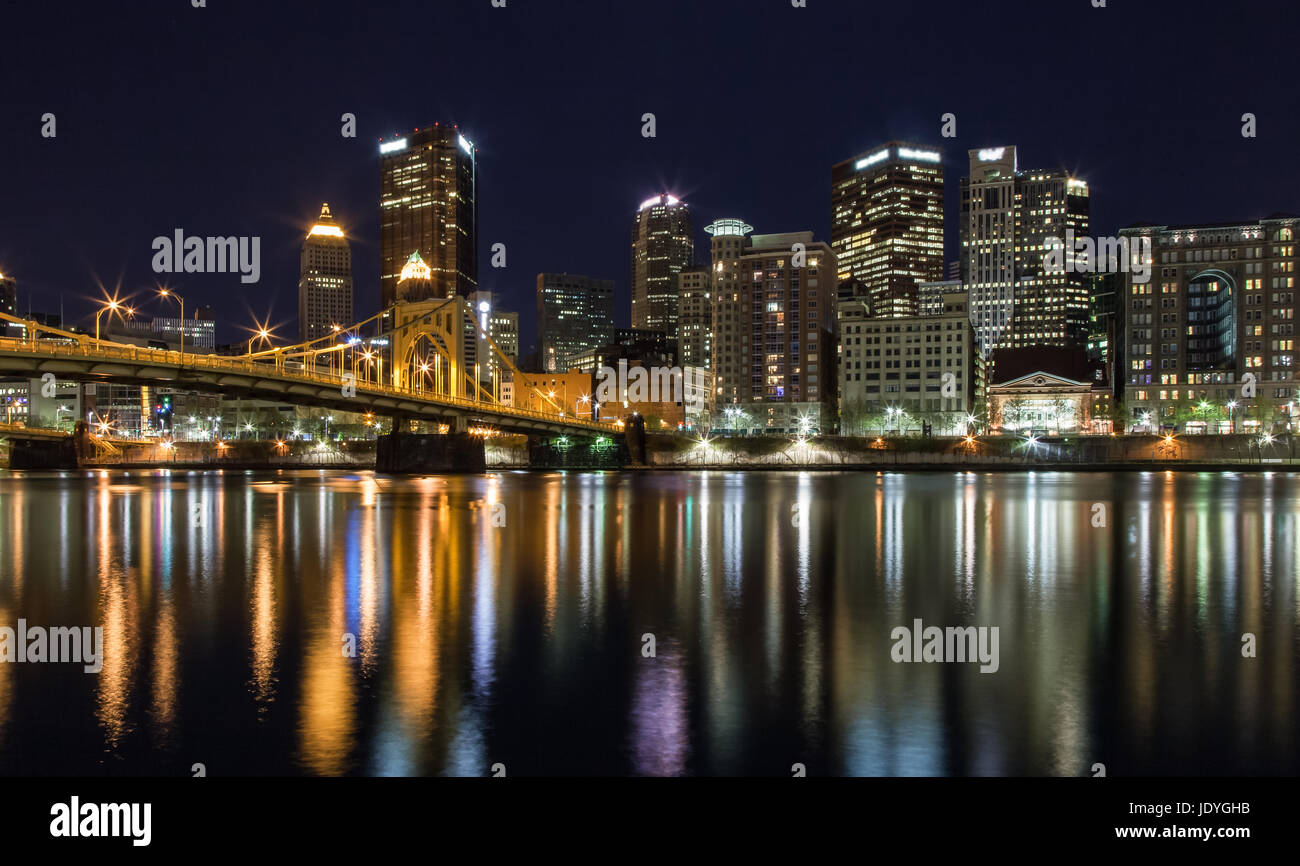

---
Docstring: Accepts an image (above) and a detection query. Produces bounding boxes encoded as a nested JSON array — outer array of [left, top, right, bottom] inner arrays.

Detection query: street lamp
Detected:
[[1227, 400, 1238, 433], [248, 327, 271, 354], [158, 287, 186, 358], [94, 297, 135, 343]]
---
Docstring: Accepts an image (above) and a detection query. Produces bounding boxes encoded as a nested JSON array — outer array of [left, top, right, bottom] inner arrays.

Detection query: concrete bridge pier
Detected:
[[527, 430, 630, 469], [6, 421, 87, 470], [375, 418, 486, 474]]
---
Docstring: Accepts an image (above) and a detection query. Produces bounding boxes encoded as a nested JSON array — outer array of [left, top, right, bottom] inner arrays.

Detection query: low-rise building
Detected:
[[986, 347, 1112, 434]]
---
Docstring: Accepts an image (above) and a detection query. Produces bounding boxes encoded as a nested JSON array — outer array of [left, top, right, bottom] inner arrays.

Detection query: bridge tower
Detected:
[[388, 297, 470, 399]]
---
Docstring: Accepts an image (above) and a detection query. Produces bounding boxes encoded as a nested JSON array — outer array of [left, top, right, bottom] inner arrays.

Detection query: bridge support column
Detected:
[[376, 430, 485, 474], [526, 432, 630, 469], [7, 421, 86, 470], [624, 414, 647, 466]]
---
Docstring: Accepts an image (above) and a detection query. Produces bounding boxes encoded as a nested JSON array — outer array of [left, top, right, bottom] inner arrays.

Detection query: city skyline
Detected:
[[1, 2, 1298, 836], [2, 1, 1295, 355]]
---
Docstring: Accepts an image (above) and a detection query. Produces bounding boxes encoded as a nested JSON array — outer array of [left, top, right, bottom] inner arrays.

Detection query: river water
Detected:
[[0, 469, 1295, 776]]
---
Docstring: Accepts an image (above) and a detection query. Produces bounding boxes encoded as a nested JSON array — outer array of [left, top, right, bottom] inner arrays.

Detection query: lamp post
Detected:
[[1227, 400, 1238, 434], [158, 287, 186, 359], [94, 299, 134, 343], [248, 327, 271, 355]]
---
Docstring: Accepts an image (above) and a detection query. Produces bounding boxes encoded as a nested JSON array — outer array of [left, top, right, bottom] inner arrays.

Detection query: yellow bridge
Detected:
[[0, 301, 619, 439]]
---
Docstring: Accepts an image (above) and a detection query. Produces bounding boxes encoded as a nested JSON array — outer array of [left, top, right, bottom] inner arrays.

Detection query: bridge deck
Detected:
[[0, 336, 619, 437]]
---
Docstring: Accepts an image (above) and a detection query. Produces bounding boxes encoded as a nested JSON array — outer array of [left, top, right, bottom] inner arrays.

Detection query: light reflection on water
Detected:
[[0, 469, 1295, 776]]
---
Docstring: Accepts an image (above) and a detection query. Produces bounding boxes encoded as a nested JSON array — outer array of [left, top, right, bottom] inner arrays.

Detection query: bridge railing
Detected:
[[0, 335, 618, 433]]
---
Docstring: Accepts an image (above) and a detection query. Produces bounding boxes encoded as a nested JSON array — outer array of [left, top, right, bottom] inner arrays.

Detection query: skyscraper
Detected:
[[831, 142, 944, 318], [395, 251, 436, 302], [379, 124, 477, 310], [631, 194, 693, 338], [708, 223, 839, 432], [297, 203, 353, 343], [707, 218, 754, 408], [536, 273, 614, 373], [960, 146, 1091, 355], [676, 266, 711, 370], [0, 271, 18, 339], [489, 309, 519, 366]]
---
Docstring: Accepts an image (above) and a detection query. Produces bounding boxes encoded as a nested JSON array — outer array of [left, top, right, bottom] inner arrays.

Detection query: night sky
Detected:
[[2, 0, 1296, 354]]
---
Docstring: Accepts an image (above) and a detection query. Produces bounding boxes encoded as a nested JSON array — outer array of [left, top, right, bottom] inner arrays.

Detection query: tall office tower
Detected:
[[707, 218, 754, 407], [676, 266, 712, 370], [1120, 217, 1298, 433], [297, 203, 354, 343], [379, 123, 477, 310], [536, 273, 614, 373], [831, 142, 944, 318], [631, 194, 693, 338], [707, 224, 838, 432], [395, 251, 436, 302], [0, 271, 17, 338], [960, 146, 1091, 355], [459, 289, 500, 389], [1087, 271, 1125, 396], [489, 308, 519, 365], [0, 271, 16, 319]]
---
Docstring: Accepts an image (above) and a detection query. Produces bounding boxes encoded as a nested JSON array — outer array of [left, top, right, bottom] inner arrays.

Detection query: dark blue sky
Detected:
[[2, 0, 1296, 354]]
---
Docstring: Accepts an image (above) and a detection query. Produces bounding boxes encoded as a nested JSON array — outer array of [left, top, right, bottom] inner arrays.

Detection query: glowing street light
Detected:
[[157, 287, 187, 357], [246, 316, 276, 354], [94, 296, 134, 342]]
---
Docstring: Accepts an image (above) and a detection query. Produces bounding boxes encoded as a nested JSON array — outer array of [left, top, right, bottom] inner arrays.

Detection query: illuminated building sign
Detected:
[[379, 138, 407, 154], [458, 134, 474, 154], [639, 194, 680, 211], [978, 148, 1006, 161], [855, 149, 889, 170], [897, 147, 940, 163]]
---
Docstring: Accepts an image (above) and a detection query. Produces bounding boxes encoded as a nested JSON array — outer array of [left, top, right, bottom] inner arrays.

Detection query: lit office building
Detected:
[[631, 194, 693, 339], [837, 291, 981, 435], [395, 251, 436, 302], [831, 142, 944, 319], [1, 271, 22, 339], [1120, 217, 1298, 433], [110, 308, 216, 351], [379, 123, 477, 309], [919, 279, 963, 318], [466, 290, 513, 386], [298, 203, 354, 343], [677, 266, 712, 370], [489, 308, 519, 366], [708, 224, 838, 433], [0, 271, 16, 319], [960, 146, 1091, 354], [537, 273, 614, 373], [1087, 271, 1125, 397]]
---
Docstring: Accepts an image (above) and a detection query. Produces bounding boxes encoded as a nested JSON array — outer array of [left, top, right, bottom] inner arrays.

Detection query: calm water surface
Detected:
[[0, 469, 1296, 776]]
